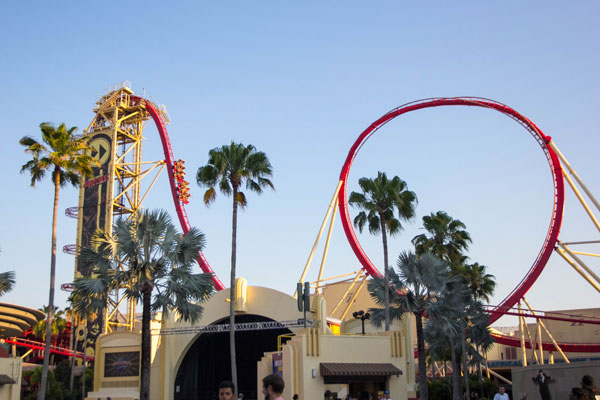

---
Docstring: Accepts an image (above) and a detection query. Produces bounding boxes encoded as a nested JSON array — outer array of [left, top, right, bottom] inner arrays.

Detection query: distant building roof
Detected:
[[0, 303, 45, 339]]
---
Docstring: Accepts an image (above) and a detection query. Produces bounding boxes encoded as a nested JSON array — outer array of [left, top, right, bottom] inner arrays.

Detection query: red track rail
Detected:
[[491, 333, 600, 353], [130, 96, 225, 291], [4, 338, 91, 360], [335, 97, 600, 352]]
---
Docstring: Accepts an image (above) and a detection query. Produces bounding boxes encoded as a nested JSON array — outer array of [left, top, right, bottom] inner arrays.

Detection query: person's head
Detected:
[[570, 387, 583, 400], [219, 381, 236, 400], [499, 386, 505, 394], [262, 374, 285, 399], [539, 369, 544, 376], [293, 395, 299, 400], [582, 375, 595, 386]]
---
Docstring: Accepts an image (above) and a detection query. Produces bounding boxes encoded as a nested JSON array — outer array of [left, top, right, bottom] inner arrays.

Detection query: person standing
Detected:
[[532, 370, 552, 400], [493, 386, 509, 400], [581, 375, 600, 400], [219, 381, 237, 400], [262, 374, 285, 400]]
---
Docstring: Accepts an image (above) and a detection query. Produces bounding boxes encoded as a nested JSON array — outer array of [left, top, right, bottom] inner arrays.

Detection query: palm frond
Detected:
[[0, 271, 16, 296]]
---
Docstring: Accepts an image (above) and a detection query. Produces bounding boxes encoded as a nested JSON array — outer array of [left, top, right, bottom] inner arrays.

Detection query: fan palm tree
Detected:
[[368, 251, 449, 400], [196, 141, 274, 389], [0, 271, 15, 296], [412, 211, 471, 266], [20, 122, 95, 400], [428, 278, 493, 400], [350, 172, 417, 330], [71, 209, 215, 400]]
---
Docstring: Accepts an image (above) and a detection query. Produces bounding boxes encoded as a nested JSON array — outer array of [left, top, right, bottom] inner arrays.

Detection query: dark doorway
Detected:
[[174, 314, 292, 400]]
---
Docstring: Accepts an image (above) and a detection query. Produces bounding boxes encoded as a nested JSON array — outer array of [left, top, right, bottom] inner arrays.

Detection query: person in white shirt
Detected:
[[494, 386, 509, 400]]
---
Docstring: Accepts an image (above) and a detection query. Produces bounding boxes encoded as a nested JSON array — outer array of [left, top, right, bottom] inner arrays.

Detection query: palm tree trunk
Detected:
[[38, 170, 60, 400], [415, 312, 428, 400], [230, 187, 238, 391], [82, 328, 88, 399], [140, 286, 152, 400], [450, 338, 461, 400], [69, 316, 77, 395], [379, 214, 390, 331], [477, 350, 483, 400], [462, 330, 470, 400]]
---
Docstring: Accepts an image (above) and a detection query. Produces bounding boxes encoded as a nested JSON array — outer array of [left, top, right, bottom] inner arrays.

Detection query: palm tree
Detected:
[[32, 306, 68, 342], [196, 141, 274, 389], [452, 262, 495, 400], [20, 122, 95, 400], [72, 209, 215, 400], [349, 172, 417, 331], [428, 277, 494, 400], [412, 211, 471, 266], [368, 251, 449, 400], [455, 262, 495, 302], [0, 271, 15, 296]]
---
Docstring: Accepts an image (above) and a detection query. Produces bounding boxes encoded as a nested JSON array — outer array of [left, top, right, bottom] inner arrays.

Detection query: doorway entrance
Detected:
[[174, 314, 291, 400]]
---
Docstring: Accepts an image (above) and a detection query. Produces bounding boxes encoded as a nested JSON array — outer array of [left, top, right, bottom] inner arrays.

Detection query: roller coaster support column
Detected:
[[296, 180, 343, 297], [317, 196, 339, 292], [522, 314, 539, 364], [329, 270, 364, 318], [339, 274, 368, 321], [538, 320, 544, 365], [522, 297, 570, 363], [555, 245, 600, 293], [519, 301, 527, 367], [548, 141, 600, 230]]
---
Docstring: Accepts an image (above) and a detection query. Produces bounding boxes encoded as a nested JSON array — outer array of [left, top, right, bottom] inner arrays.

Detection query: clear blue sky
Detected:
[[1, 2, 599, 327]]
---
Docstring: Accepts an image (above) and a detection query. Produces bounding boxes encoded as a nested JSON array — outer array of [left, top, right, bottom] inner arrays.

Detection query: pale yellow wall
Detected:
[[260, 330, 408, 400], [88, 331, 141, 400], [0, 357, 21, 400], [156, 285, 305, 400]]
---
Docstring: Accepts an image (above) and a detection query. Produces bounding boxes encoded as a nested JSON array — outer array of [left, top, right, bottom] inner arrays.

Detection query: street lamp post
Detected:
[[352, 310, 370, 335]]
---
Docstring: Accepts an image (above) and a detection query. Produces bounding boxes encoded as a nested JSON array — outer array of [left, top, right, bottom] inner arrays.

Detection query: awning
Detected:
[[0, 374, 16, 385], [320, 363, 402, 377]]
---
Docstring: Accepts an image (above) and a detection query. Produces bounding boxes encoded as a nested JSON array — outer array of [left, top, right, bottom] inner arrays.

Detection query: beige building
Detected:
[[0, 303, 45, 400], [88, 282, 413, 400]]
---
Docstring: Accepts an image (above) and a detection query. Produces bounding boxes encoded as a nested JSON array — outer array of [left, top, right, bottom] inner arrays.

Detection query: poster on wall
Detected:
[[272, 352, 283, 377], [104, 351, 140, 378]]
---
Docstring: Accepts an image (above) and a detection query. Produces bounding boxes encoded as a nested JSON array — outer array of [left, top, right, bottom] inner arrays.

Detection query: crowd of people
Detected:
[[173, 159, 191, 204]]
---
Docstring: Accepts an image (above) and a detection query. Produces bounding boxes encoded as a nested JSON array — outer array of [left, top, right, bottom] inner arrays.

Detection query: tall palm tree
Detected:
[[368, 251, 449, 400], [20, 122, 95, 400], [412, 211, 471, 266], [71, 209, 215, 400], [349, 172, 417, 331], [0, 271, 15, 296], [196, 141, 274, 389]]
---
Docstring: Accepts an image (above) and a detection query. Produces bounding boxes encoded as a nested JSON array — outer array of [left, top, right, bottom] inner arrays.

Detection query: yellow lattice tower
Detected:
[[73, 82, 168, 354]]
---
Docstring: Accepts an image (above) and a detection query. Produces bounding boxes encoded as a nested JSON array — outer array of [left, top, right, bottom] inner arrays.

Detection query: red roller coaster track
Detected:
[[130, 96, 225, 291], [133, 94, 596, 353], [336, 97, 599, 353]]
